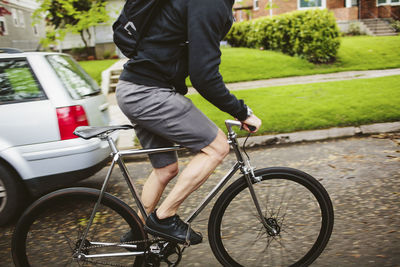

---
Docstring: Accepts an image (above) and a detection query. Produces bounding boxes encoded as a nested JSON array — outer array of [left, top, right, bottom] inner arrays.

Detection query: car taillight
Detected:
[[56, 105, 89, 140]]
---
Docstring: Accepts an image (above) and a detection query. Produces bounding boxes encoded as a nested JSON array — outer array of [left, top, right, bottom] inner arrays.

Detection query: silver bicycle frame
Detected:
[[77, 120, 273, 259]]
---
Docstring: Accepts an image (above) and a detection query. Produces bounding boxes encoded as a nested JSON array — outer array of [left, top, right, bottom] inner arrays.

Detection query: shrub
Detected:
[[103, 51, 112, 59], [225, 21, 252, 47], [389, 19, 400, 32], [225, 9, 341, 63], [347, 22, 365, 36]]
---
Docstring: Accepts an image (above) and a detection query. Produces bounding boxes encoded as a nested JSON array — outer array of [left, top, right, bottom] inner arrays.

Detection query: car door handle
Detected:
[[98, 103, 109, 112]]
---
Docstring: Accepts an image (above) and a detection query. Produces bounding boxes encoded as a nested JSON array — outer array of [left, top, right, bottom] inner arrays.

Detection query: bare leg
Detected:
[[156, 129, 229, 219], [139, 162, 179, 223]]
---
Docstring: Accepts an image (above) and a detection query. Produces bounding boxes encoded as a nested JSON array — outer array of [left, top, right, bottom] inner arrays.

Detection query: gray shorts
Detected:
[[116, 80, 219, 168]]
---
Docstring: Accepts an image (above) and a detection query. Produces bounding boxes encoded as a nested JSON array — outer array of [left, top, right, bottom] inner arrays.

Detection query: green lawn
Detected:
[[79, 59, 117, 85], [219, 35, 400, 83], [80, 36, 400, 85], [188, 75, 400, 136]]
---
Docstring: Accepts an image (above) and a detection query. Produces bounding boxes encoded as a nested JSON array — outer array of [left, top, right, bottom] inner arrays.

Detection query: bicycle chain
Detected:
[[77, 238, 162, 267]]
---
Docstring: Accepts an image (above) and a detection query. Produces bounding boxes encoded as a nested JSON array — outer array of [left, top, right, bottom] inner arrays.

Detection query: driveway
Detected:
[[1, 134, 399, 266]]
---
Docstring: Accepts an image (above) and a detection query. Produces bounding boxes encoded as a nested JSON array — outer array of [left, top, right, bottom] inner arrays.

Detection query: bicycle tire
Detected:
[[12, 187, 147, 267], [208, 167, 334, 267]]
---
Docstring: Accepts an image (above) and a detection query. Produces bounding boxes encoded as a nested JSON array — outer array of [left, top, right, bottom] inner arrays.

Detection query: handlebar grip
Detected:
[[241, 123, 256, 132], [247, 125, 257, 132]]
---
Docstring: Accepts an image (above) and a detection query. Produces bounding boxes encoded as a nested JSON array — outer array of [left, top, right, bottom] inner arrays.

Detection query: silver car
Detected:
[[0, 49, 116, 225]]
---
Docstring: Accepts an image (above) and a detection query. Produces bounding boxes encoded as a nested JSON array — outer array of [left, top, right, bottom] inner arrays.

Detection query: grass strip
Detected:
[[188, 75, 400, 136], [79, 59, 117, 85]]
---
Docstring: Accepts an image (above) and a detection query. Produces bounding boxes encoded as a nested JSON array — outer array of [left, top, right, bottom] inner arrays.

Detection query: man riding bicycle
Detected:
[[116, 0, 261, 245]]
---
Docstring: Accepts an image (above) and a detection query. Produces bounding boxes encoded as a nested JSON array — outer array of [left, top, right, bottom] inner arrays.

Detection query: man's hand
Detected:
[[242, 114, 262, 133]]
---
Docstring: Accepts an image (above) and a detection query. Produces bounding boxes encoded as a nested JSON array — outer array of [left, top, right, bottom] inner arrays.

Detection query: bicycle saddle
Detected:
[[73, 125, 134, 139]]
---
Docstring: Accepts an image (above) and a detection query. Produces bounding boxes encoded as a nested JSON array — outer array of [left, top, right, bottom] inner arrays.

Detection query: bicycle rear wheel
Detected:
[[12, 187, 146, 267], [208, 167, 334, 267]]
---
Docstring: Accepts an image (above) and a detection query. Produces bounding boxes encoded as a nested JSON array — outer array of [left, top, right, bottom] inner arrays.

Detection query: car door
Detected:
[[0, 57, 59, 151]]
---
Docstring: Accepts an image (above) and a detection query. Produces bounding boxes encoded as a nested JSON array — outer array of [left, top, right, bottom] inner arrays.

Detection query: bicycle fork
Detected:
[[226, 121, 278, 236]]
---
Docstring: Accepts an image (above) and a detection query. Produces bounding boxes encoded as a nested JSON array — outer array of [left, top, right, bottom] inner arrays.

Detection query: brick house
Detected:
[[233, 0, 399, 35]]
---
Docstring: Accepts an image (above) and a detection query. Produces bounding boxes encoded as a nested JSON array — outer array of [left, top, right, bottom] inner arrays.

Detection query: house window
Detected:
[[0, 17, 7, 35], [299, 0, 326, 8], [346, 0, 358, 7], [11, 8, 18, 26], [254, 0, 259, 10], [18, 10, 24, 28], [377, 0, 400, 5]]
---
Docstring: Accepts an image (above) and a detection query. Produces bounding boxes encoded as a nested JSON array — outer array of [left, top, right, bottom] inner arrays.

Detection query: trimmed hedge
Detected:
[[225, 9, 341, 63]]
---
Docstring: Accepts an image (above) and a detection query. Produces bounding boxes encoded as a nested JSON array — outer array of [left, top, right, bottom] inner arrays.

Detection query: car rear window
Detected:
[[0, 58, 46, 104], [46, 55, 101, 100]]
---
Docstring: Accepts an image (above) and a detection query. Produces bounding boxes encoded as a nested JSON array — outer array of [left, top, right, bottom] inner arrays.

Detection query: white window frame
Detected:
[[239, 10, 243, 21], [298, 0, 327, 9], [377, 0, 400, 6], [0, 16, 8, 35], [18, 10, 25, 28], [254, 0, 260, 10]]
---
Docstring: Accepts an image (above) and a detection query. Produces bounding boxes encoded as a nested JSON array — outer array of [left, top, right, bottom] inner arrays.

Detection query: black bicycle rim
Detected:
[[12, 187, 147, 267], [208, 167, 334, 267]]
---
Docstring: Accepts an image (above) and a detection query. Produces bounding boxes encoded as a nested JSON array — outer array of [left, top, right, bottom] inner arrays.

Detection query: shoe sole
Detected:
[[143, 225, 202, 245]]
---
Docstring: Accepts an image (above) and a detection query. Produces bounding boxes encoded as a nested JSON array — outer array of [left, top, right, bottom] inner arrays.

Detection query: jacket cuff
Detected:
[[235, 105, 248, 121]]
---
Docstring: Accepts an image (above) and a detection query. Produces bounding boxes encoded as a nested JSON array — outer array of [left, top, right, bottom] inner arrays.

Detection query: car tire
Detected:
[[0, 163, 26, 226]]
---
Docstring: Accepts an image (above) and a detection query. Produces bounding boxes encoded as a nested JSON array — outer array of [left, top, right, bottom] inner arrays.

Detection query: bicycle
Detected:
[[12, 120, 334, 267]]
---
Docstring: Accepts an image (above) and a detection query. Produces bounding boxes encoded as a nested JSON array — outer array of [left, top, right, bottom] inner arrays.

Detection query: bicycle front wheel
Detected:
[[208, 167, 334, 267], [12, 187, 146, 267]]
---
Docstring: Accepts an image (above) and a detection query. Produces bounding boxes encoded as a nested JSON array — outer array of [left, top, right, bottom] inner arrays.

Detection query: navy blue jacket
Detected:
[[120, 0, 248, 121]]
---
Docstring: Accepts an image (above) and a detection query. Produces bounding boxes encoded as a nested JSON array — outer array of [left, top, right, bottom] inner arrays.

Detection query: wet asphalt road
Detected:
[[1, 134, 399, 266]]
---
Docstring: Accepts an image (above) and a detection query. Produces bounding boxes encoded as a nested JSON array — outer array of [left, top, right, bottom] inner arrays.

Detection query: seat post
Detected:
[[106, 136, 120, 155]]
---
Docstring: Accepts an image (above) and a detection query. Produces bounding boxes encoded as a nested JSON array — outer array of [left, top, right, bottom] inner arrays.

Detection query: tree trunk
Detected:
[[79, 30, 91, 57]]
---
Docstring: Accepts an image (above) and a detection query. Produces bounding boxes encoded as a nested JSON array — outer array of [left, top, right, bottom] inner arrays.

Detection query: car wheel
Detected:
[[0, 164, 25, 226]]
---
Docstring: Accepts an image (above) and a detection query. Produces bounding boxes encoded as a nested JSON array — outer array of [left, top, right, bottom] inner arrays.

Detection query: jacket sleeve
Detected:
[[187, 0, 248, 121]]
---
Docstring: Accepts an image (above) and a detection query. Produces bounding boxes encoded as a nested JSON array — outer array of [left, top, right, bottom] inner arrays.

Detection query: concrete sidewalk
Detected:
[[189, 68, 400, 93], [105, 65, 400, 149]]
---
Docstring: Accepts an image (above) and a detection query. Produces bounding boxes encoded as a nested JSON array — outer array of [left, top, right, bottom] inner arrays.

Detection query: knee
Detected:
[[154, 162, 179, 185], [215, 140, 230, 162], [207, 130, 230, 162]]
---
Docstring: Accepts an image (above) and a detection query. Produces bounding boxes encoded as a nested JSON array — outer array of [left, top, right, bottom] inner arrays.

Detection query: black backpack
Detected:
[[112, 0, 166, 58]]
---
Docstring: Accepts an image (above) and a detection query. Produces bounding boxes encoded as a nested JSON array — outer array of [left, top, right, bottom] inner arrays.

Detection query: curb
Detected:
[[237, 121, 400, 148], [187, 68, 400, 94], [116, 121, 400, 153]]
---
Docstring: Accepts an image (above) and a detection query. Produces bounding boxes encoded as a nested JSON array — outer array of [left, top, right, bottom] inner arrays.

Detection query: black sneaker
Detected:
[[145, 212, 202, 245], [120, 229, 142, 252]]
